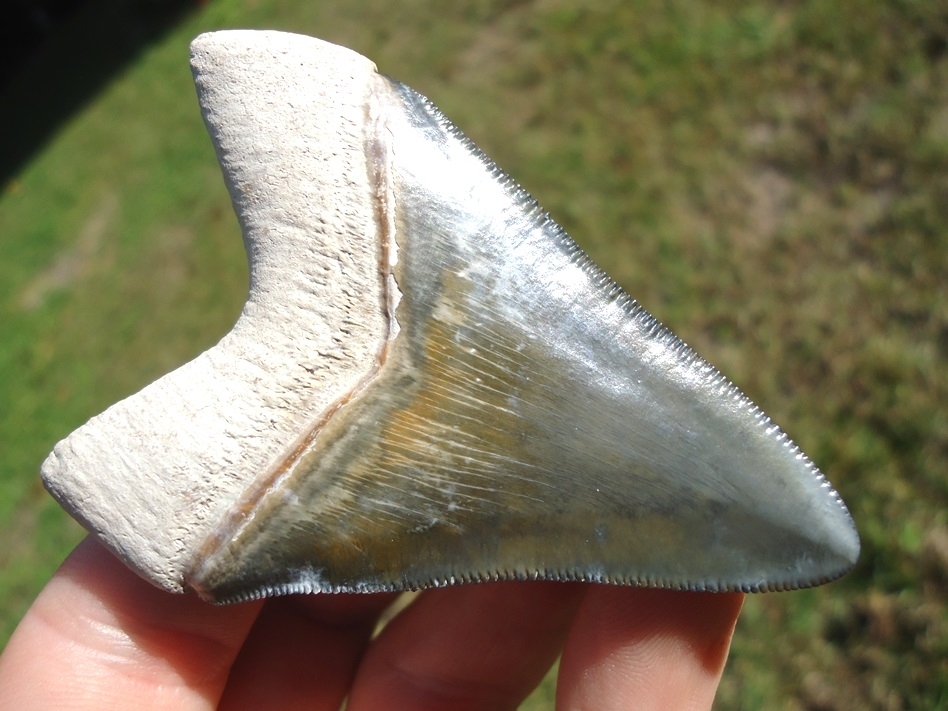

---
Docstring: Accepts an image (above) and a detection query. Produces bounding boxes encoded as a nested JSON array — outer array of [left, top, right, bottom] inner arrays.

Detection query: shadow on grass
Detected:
[[0, 0, 198, 188]]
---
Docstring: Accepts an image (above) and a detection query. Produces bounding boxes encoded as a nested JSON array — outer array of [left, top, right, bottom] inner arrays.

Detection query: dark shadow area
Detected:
[[1, 1, 86, 89], [0, 0, 199, 188]]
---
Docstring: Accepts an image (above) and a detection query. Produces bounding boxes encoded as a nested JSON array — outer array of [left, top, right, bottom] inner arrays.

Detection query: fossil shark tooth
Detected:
[[40, 30, 859, 603]]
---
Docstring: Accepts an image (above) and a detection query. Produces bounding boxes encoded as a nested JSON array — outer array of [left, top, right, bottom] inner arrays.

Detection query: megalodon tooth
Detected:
[[40, 30, 859, 603]]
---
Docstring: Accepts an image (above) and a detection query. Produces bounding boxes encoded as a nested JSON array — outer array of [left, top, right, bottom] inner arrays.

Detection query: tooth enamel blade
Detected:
[[41, 31, 859, 602]]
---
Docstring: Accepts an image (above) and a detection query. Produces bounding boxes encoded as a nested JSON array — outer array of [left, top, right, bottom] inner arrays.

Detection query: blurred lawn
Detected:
[[1, 0, 946, 709]]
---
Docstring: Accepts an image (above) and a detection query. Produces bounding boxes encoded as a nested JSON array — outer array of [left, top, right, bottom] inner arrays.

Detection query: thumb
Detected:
[[0, 537, 262, 710]]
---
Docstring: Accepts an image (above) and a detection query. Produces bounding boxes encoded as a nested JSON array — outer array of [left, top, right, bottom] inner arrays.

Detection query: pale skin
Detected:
[[0, 538, 743, 710]]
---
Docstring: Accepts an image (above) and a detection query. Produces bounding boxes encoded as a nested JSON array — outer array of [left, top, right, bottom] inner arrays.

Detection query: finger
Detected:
[[219, 592, 399, 711], [557, 587, 744, 711], [347, 581, 586, 711], [0, 537, 262, 711]]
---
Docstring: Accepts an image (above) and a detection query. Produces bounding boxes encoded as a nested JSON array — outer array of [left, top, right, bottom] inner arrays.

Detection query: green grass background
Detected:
[[2, 0, 946, 708]]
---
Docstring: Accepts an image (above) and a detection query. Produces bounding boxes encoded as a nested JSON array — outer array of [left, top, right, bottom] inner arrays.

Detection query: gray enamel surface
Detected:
[[187, 78, 859, 603]]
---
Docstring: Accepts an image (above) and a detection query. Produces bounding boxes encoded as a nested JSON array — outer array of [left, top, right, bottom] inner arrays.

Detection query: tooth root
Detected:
[[41, 31, 387, 593], [41, 30, 858, 602]]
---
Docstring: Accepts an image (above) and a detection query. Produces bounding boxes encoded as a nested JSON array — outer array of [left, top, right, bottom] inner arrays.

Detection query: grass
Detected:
[[2, 0, 946, 708]]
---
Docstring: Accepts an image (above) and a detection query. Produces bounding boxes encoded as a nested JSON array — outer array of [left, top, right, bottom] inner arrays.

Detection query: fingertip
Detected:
[[348, 581, 585, 711], [557, 587, 744, 711], [218, 592, 399, 711]]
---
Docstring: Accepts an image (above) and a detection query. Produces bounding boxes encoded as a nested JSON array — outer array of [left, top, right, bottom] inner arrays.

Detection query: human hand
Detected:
[[0, 537, 742, 710]]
